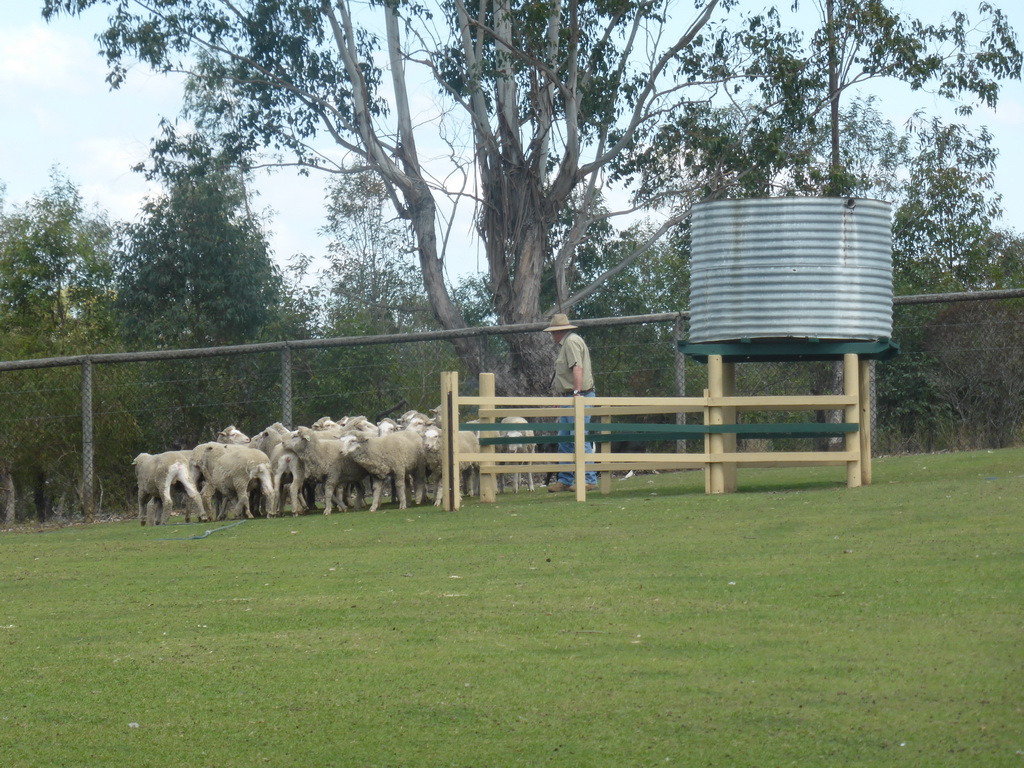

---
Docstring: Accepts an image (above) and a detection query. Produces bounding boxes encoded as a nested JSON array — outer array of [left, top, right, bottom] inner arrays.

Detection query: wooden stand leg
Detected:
[[859, 359, 873, 486], [844, 354, 862, 488], [479, 373, 497, 502], [707, 355, 734, 494], [722, 360, 737, 493], [703, 389, 713, 495]]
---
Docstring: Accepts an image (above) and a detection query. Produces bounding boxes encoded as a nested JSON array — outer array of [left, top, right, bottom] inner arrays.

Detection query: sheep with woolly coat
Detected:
[[250, 422, 293, 456], [348, 429, 426, 512], [268, 441, 309, 516], [421, 426, 480, 505], [190, 442, 276, 520], [283, 427, 368, 515], [498, 416, 536, 492], [133, 450, 206, 525], [216, 425, 251, 445]]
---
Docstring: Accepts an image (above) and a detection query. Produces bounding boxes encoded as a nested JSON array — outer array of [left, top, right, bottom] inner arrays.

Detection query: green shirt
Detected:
[[551, 332, 594, 395]]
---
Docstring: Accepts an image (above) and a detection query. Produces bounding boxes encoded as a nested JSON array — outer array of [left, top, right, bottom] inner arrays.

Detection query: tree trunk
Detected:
[[1, 461, 14, 525]]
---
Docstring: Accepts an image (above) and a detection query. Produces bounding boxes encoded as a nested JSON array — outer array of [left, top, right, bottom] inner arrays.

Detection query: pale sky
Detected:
[[2, 1, 1022, 283]]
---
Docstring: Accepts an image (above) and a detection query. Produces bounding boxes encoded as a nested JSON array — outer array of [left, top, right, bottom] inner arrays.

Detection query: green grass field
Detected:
[[2, 449, 1022, 767]]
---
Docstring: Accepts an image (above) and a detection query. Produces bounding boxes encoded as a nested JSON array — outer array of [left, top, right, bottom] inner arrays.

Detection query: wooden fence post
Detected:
[[573, 394, 587, 501], [440, 371, 460, 511], [478, 373, 497, 502]]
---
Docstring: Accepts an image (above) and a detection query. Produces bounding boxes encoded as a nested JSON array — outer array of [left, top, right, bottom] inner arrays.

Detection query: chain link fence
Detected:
[[1, 289, 1022, 523]]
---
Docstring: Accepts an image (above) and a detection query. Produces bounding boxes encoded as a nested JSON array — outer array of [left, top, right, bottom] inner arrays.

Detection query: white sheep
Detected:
[[133, 450, 206, 525], [283, 427, 368, 516], [421, 426, 479, 506], [216, 425, 251, 445], [268, 441, 308, 517], [249, 422, 293, 457], [458, 430, 481, 498], [376, 417, 399, 435], [311, 416, 340, 431], [398, 409, 435, 433], [347, 429, 426, 512], [190, 442, 277, 520], [499, 416, 536, 493], [339, 415, 379, 438]]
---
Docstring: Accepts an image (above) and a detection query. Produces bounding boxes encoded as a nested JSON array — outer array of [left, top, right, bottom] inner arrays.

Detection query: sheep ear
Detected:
[[303, 434, 311, 441]]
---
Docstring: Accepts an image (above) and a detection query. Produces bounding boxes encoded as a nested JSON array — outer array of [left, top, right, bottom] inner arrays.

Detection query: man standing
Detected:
[[544, 313, 598, 493]]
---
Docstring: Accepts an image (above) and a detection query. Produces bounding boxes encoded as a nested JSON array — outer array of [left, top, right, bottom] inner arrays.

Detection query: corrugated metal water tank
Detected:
[[688, 197, 893, 343]]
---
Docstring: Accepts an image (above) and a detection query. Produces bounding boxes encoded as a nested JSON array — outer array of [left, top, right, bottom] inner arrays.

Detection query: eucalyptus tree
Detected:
[[115, 163, 281, 349], [0, 169, 118, 355], [317, 170, 430, 337], [622, 1, 1019, 200], [43, 0, 1020, 394]]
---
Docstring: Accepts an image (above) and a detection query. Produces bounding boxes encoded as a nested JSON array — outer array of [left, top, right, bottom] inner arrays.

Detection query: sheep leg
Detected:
[[348, 482, 364, 510], [255, 467, 275, 517], [226, 487, 248, 519], [368, 477, 386, 512], [273, 468, 290, 516], [412, 465, 426, 506], [138, 489, 150, 526], [237, 483, 254, 519], [259, 470, 277, 518], [288, 479, 305, 516], [323, 476, 338, 515], [395, 472, 408, 510], [158, 487, 176, 524], [167, 461, 204, 523], [291, 466, 309, 515], [201, 485, 220, 521], [326, 478, 350, 515]]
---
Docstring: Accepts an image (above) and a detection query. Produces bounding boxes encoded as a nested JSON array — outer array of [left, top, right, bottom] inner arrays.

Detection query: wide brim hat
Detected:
[[543, 313, 578, 332]]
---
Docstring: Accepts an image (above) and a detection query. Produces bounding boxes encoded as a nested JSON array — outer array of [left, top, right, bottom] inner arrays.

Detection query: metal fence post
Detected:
[[674, 314, 687, 452], [281, 343, 293, 428], [82, 358, 95, 521]]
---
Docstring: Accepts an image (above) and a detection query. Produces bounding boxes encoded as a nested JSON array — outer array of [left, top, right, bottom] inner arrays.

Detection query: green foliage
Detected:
[[115, 166, 282, 348], [892, 118, 1004, 293], [617, 1, 1020, 204], [0, 169, 118, 354], [2, 448, 1022, 765], [304, 170, 432, 337]]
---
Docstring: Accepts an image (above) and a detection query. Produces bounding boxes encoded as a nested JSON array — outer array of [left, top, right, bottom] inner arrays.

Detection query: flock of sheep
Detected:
[[131, 411, 537, 525]]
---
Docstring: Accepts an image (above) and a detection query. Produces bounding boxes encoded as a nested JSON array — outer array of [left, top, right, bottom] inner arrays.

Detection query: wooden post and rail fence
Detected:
[[439, 351, 877, 510]]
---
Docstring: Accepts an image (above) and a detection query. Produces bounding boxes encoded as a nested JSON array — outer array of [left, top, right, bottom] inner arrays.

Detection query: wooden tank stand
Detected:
[[438, 339, 898, 507], [681, 339, 899, 494]]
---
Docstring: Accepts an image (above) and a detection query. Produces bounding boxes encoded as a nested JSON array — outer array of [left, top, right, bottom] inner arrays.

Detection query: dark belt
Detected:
[[563, 388, 595, 395]]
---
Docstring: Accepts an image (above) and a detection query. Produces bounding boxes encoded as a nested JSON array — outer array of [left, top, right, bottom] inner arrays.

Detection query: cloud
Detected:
[[0, 21, 105, 93]]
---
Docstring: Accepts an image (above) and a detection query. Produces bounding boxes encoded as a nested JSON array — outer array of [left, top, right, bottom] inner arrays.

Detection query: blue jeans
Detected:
[[557, 390, 598, 486]]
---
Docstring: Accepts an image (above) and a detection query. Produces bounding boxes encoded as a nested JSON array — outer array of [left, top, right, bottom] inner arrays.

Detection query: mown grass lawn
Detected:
[[2, 449, 1022, 767]]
